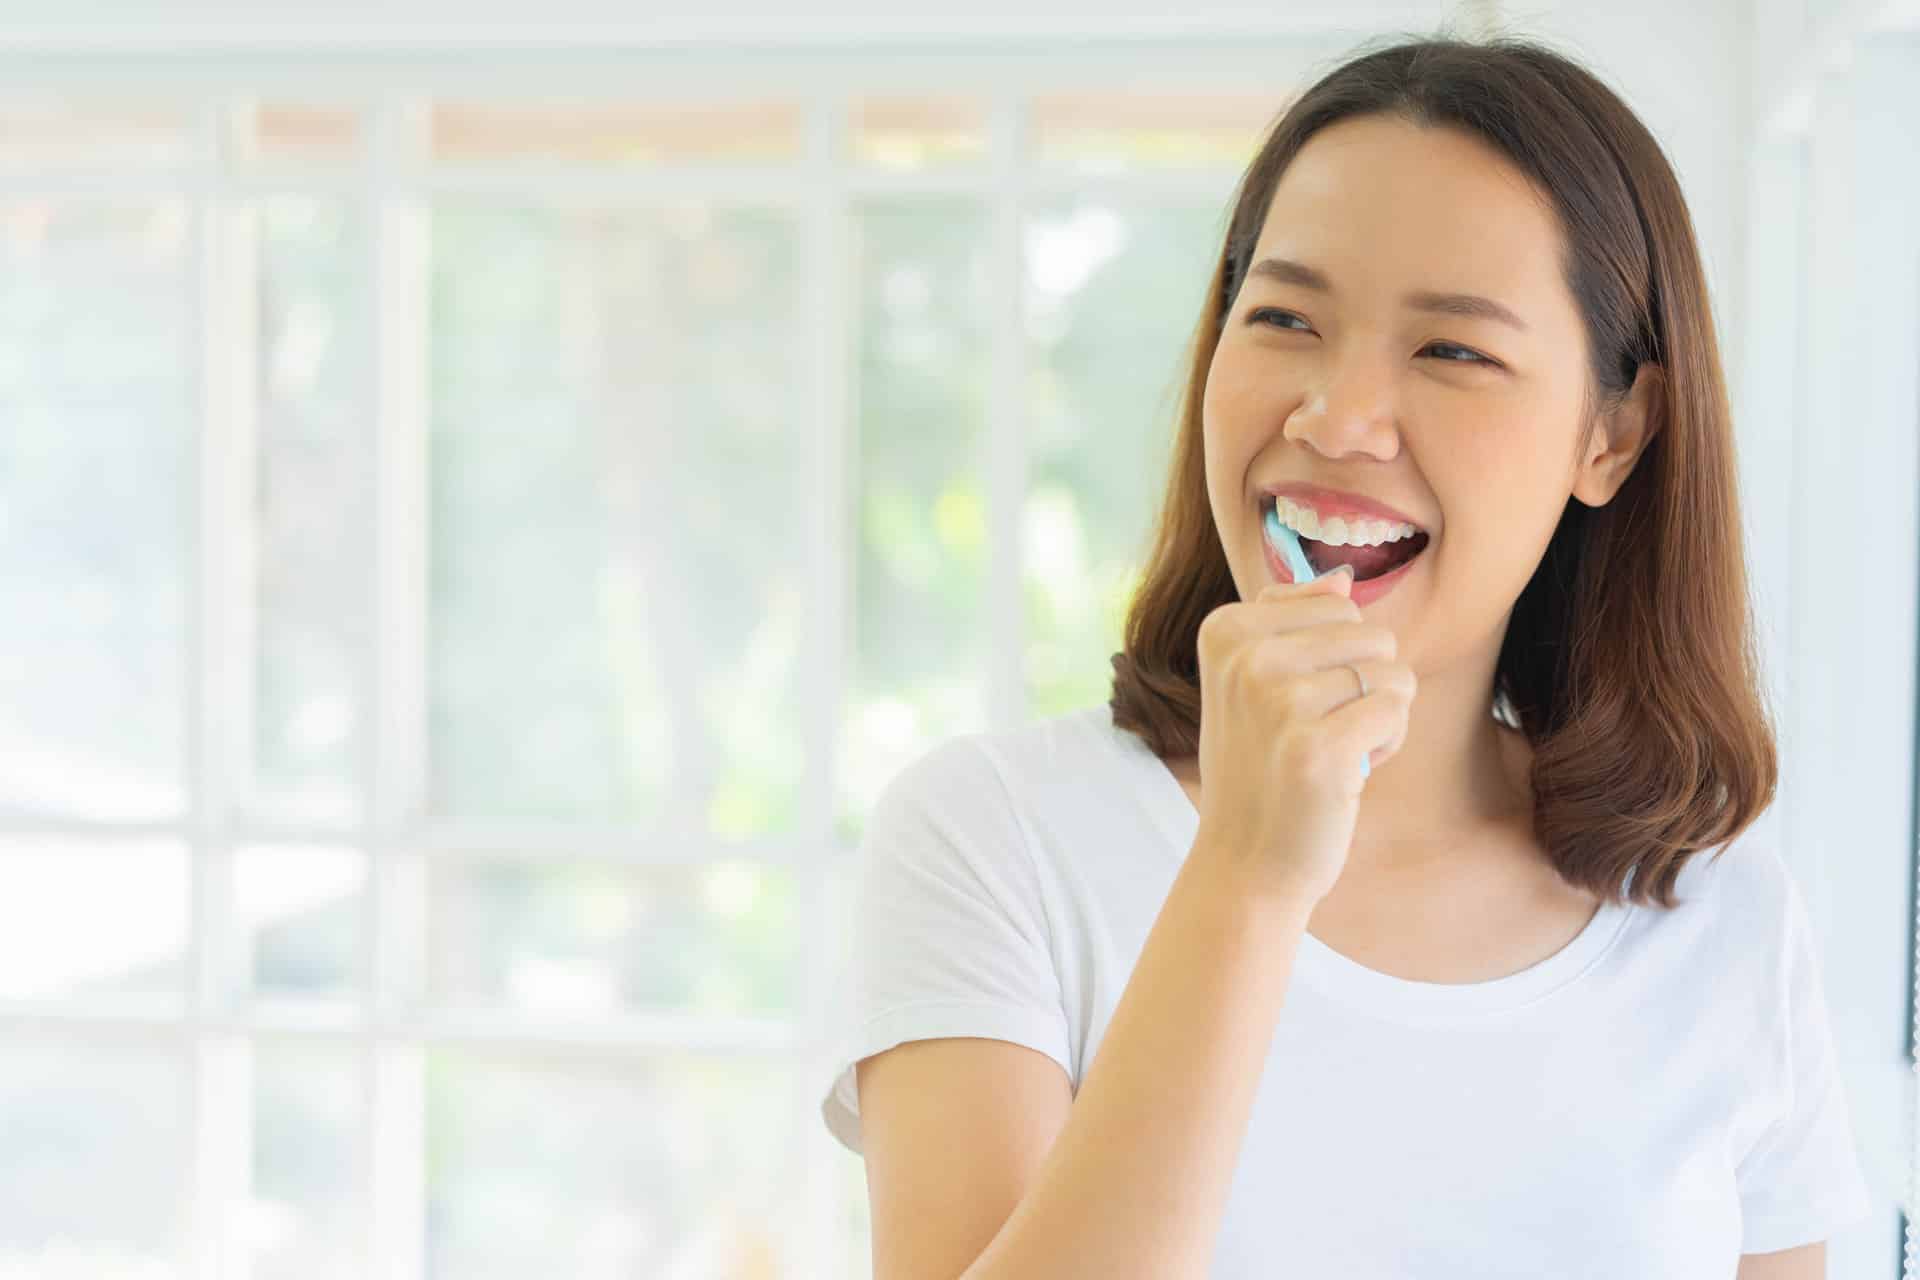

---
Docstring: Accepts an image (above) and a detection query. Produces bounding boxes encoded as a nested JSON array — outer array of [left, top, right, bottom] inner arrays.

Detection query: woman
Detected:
[[819, 32, 1875, 1279]]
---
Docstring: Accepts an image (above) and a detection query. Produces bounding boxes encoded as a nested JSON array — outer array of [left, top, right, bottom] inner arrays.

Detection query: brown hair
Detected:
[[1107, 33, 1777, 910]]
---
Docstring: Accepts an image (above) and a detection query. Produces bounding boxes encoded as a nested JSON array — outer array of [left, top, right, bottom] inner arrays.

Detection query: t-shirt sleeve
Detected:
[[1734, 867, 1875, 1254], [817, 734, 1072, 1157]]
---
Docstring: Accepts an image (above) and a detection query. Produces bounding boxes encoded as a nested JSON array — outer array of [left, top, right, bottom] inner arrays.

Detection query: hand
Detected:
[[1189, 566, 1418, 907]]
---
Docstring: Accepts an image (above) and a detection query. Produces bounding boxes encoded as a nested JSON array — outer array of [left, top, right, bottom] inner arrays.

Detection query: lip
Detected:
[[1260, 481, 1427, 532], [1261, 512, 1429, 606]]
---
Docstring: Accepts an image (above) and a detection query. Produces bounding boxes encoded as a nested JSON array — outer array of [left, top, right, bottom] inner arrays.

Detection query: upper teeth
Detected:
[[1272, 497, 1420, 547]]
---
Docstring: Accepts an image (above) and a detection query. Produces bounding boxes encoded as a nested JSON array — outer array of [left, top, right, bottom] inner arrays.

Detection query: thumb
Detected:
[[1260, 563, 1354, 600]]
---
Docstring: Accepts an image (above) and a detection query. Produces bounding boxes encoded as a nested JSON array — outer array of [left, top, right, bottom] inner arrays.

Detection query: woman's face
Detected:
[[1202, 112, 1654, 673]]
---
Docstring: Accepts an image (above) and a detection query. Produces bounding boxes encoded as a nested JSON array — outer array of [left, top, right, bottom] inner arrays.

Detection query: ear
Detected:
[[1571, 362, 1664, 508]]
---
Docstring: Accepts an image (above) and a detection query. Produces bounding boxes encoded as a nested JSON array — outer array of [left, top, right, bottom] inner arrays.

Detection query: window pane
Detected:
[[428, 204, 807, 831], [1030, 91, 1284, 172], [1022, 200, 1224, 719], [852, 97, 987, 169], [251, 1043, 363, 1280], [0, 839, 189, 1007], [0, 1036, 189, 1278], [430, 101, 803, 165], [841, 199, 992, 838], [234, 844, 366, 1005], [248, 196, 369, 825], [0, 103, 193, 170], [426, 1051, 796, 1279], [0, 200, 192, 821], [231, 104, 361, 167], [427, 856, 796, 1018]]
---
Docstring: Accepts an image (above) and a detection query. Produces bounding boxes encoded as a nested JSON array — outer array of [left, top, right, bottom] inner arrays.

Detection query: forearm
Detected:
[[961, 842, 1313, 1280]]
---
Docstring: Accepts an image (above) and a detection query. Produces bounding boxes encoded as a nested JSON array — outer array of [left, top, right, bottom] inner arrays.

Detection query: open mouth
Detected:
[[1263, 496, 1431, 581]]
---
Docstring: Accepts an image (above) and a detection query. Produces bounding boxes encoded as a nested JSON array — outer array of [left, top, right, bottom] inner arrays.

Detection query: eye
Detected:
[[1420, 339, 1489, 364], [1251, 310, 1505, 370], [1244, 307, 1320, 333]]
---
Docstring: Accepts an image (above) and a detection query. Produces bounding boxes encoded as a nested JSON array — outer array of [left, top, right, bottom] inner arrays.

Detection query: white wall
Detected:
[[1742, 7, 1920, 1279]]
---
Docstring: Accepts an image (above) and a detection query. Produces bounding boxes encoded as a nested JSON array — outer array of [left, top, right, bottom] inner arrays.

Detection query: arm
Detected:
[[1736, 1243, 1826, 1280], [955, 838, 1313, 1280]]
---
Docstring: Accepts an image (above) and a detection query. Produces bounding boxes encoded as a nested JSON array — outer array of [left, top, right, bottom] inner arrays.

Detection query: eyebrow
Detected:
[[1244, 256, 1529, 333]]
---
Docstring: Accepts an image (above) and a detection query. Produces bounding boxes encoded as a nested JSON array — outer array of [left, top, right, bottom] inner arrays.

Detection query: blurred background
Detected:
[[0, 0, 1915, 1276]]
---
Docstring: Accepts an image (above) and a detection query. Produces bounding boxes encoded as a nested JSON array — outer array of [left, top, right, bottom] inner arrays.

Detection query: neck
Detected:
[[1343, 652, 1531, 878]]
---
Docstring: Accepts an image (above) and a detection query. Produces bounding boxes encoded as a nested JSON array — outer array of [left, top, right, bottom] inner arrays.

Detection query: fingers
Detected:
[[1199, 578, 1358, 665], [1245, 585, 1365, 635], [1246, 639, 1402, 721], [1316, 658, 1418, 768], [1256, 574, 1352, 605], [1242, 618, 1393, 685], [1197, 577, 1406, 750]]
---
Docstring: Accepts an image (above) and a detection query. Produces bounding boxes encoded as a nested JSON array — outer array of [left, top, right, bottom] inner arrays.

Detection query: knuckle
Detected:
[[1198, 607, 1235, 664], [1251, 633, 1293, 678], [1197, 605, 1225, 649], [1268, 677, 1303, 721]]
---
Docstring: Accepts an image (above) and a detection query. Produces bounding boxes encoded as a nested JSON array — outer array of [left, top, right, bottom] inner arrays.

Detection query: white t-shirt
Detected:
[[818, 703, 1876, 1276]]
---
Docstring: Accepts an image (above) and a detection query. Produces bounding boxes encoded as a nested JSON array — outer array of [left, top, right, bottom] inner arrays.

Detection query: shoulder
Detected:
[[860, 706, 1139, 889], [1656, 826, 1807, 997], [882, 704, 1117, 812], [863, 706, 1115, 855], [1669, 826, 1799, 929]]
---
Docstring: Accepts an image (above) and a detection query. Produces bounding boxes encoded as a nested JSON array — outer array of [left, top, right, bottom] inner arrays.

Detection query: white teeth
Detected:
[[1272, 497, 1418, 547]]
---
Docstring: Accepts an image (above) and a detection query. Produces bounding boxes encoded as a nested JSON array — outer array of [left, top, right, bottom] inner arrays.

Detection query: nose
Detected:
[[1281, 347, 1401, 460]]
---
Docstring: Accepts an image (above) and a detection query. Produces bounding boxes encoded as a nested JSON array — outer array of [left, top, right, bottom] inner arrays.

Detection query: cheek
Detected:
[[1441, 409, 1571, 535], [1426, 423, 1567, 582], [1203, 342, 1278, 428], [1200, 353, 1268, 483]]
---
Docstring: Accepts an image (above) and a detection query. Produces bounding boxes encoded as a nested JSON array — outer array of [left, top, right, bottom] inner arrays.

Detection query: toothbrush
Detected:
[[1263, 504, 1370, 779]]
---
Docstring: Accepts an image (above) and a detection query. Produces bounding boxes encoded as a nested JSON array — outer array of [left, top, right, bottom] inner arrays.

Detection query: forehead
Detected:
[[1252, 114, 1567, 309]]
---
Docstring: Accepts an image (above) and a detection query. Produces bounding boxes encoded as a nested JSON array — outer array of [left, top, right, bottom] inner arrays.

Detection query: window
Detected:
[[0, 52, 1310, 1276]]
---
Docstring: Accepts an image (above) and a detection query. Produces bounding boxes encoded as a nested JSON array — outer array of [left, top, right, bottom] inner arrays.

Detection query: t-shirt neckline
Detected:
[[1098, 706, 1635, 1024]]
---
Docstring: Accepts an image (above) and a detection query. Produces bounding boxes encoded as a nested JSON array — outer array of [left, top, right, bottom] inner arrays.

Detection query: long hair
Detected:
[[1107, 33, 1776, 910]]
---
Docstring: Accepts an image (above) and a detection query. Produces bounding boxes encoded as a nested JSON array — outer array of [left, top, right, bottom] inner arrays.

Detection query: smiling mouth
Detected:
[[1262, 496, 1431, 581]]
